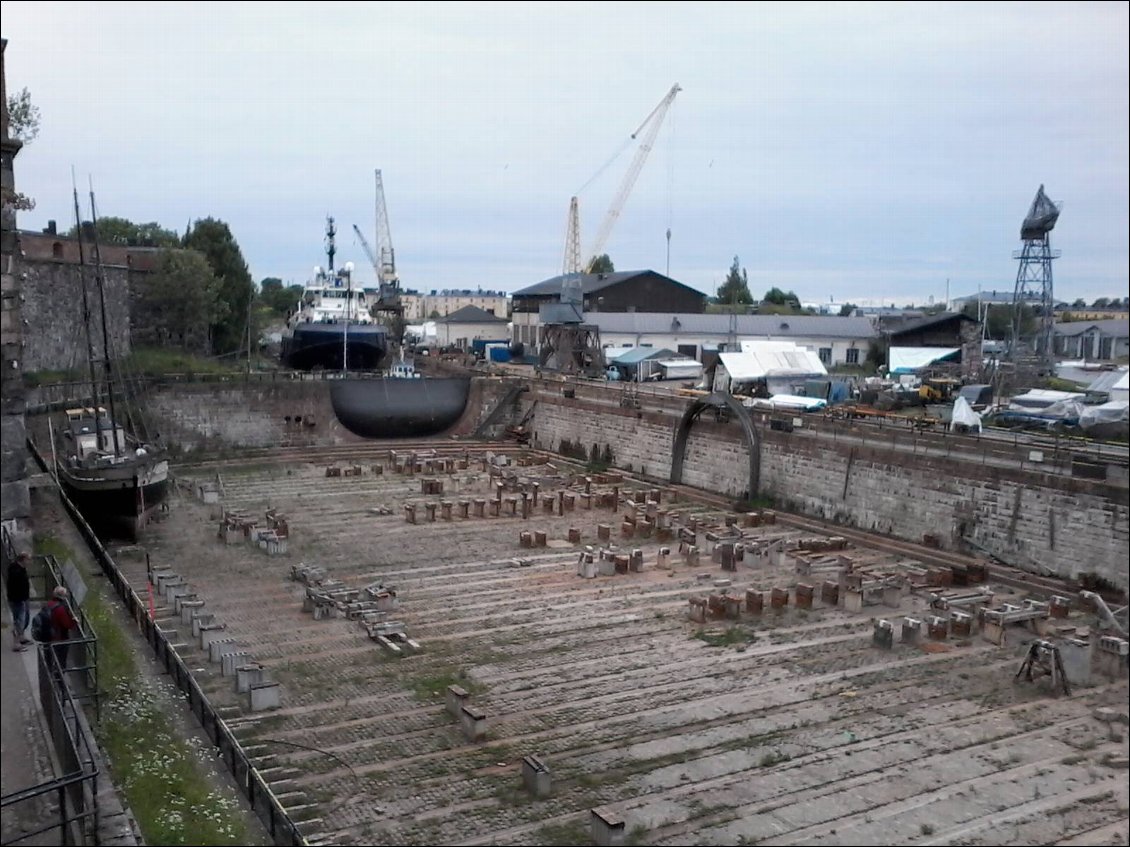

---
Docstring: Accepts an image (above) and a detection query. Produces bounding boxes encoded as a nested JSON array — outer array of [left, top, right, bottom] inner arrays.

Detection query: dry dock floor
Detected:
[[105, 447, 1128, 846]]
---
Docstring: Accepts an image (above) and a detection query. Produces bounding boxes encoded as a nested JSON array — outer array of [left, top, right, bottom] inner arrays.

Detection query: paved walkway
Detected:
[[0, 589, 64, 846], [3, 567, 139, 846]]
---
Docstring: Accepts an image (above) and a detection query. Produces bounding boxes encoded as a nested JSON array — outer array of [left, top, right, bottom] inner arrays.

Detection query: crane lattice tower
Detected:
[[1010, 184, 1061, 365]]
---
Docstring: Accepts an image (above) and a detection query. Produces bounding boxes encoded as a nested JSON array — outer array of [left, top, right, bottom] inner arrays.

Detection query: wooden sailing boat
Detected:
[[53, 182, 169, 537]]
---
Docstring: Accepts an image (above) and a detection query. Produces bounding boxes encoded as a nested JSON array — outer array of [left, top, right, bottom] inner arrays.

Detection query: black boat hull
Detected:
[[59, 472, 169, 537], [330, 377, 471, 439], [282, 323, 388, 371]]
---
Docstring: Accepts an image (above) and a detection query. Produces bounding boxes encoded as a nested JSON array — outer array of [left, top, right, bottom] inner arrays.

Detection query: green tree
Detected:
[[68, 216, 181, 248], [183, 218, 254, 356], [133, 250, 227, 351], [6, 86, 40, 144], [3, 87, 39, 211], [716, 256, 753, 306], [762, 287, 800, 309], [962, 302, 1031, 339], [838, 303, 858, 317], [587, 254, 615, 274], [258, 277, 303, 316], [1091, 297, 1111, 309], [1071, 298, 1087, 309]]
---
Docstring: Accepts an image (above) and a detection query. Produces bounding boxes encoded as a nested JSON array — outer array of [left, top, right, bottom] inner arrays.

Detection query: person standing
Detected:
[[6, 552, 32, 652], [47, 585, 77, 672]]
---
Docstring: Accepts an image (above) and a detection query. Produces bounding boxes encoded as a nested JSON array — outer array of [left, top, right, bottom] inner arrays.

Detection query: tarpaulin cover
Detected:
[[950, 396, 982, 431], [887, 347, 960, 374]]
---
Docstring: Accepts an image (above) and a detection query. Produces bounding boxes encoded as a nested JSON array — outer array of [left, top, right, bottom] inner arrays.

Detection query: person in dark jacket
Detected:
[[6, 552, 32, 652]]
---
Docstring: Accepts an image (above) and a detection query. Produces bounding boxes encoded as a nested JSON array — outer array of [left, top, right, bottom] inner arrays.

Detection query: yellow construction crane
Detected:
[[564, 83, 681, 276]]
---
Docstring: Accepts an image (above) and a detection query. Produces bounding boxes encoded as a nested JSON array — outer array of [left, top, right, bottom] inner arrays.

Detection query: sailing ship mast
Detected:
[[86, 185, 123, 456], [70, 177, 105, 438]]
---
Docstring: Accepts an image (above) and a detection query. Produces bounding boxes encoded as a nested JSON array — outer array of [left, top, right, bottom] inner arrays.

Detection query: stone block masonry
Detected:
[[524, 388, 1129, 593]]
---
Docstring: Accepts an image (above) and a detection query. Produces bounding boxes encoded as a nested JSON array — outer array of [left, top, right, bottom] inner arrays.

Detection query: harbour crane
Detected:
[[565, 83, 681, 276], [353, 169, 402, 314]]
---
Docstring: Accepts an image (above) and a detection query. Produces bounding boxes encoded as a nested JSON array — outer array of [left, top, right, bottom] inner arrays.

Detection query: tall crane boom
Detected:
[[374, 169, 397, 288], [582, 83, 681, 273], [352, 224, 380, 276]]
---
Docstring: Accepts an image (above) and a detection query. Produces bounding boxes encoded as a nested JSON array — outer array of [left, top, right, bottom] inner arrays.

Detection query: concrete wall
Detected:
[[524, 386, 1129, 593], [141, 379, 367, 452], [100, 373, 522, 453]]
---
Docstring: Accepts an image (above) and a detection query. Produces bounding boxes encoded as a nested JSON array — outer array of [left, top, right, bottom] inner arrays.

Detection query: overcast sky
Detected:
[[3, 2, 1127, 305]]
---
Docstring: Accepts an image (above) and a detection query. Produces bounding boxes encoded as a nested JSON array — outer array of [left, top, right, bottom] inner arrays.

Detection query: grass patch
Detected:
[[626, 824, 649, 845], [759, 750, 791, 767], [694, 626, 756, 648], [406, 666, 485, 702], [531, 819, 589, 846], [22, 366, 86, 387], [33, 534, 74, 561], [123, 346, 248, 377]]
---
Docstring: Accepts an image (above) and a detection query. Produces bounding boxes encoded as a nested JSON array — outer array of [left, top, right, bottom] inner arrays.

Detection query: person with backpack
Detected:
[[33, 586, 76, 673], [6, 551, 32, 652]]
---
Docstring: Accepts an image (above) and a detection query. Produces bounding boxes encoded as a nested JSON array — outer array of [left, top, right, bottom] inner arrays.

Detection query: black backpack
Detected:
[[31, 603, 56, 642]]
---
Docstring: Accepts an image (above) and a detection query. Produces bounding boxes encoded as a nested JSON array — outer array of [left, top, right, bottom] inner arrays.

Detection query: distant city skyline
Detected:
[[2, 3, 1126, 305]]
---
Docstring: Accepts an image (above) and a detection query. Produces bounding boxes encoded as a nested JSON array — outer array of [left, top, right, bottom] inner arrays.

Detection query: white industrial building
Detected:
[[432, 306, 510, 351], [590, 313, 877, 368]]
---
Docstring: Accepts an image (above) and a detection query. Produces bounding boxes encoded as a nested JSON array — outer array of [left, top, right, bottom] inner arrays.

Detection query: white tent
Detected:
[[714, 347, 827, 396], [1117, 370, 1130, 403], [888, 346, 960, 374], [657, 359, 704, 380]]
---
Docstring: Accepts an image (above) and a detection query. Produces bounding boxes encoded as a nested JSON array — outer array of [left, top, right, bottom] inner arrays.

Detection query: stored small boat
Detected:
[[54, 406, 169, 532]]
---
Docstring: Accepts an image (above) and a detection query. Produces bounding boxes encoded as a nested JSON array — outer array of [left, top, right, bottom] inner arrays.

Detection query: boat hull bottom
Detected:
[[330, 377, 471, 439], [61, 478, 170, 539]]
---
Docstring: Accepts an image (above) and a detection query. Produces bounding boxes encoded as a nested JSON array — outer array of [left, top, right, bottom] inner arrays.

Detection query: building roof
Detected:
[[434, 305, 508, 324], [586, 312, 877, 340], [613, 347, 676, 365], [512, 270, 706, 300], [888, 311, 977, 337], [1053, 319, 1130, 337]]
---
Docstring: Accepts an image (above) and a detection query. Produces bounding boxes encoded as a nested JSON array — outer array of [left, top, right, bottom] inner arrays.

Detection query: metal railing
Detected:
[[0, 599, 100, 846]]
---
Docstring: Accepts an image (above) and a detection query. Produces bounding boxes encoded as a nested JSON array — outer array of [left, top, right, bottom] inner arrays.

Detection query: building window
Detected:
[[845, 348, 859, 365], [818, 347, 832, 365]]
